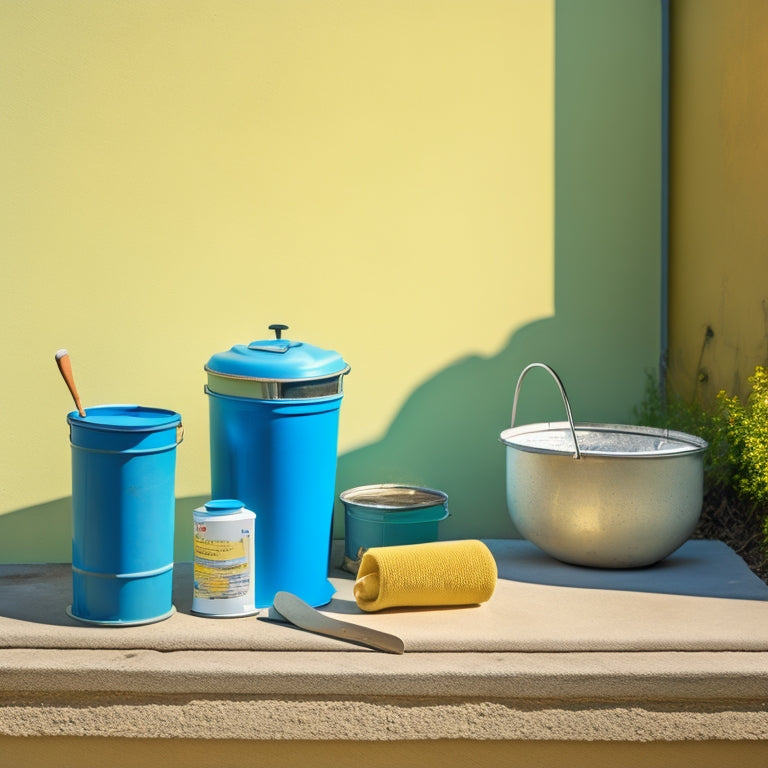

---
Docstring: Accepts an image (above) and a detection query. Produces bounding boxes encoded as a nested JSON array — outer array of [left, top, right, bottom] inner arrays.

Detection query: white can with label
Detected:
[[192, 499, 258, 617]]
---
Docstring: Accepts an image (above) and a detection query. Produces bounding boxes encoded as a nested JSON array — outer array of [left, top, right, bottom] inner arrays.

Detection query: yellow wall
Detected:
[[1, 1, 553, 509], [1, 0, 665, 559], [669, 0, 768, 402]]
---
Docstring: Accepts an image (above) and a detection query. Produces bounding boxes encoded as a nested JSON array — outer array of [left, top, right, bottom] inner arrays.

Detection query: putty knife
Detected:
[[270, 590, 404, 654]]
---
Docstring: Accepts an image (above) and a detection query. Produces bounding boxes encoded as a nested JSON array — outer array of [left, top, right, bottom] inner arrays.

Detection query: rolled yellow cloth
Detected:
[[353, 539, 497, 612]]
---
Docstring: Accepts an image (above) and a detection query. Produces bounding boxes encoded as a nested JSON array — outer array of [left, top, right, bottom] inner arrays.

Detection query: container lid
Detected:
[[340, 484, 448, 510], [500, 422, 708, 458], [203, 499, 246, 515], [205, 324, 350, 382], [67, 404, 182, 431]]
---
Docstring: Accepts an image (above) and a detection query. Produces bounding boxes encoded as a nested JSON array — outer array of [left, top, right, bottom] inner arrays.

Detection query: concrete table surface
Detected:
[[1, 539, 767, 753]]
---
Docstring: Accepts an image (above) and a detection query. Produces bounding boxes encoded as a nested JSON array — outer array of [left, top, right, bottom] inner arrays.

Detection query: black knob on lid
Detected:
[[269, 324, 289, 339]]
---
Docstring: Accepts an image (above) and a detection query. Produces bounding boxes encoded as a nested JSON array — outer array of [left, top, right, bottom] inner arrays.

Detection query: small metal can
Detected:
[[192, 499, 258, 617], [340, 484, 450, 573]]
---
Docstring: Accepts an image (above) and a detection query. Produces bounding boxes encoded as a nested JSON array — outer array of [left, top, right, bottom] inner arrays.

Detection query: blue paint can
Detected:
[[66, 405, 183, 625], [204, 325, 350, 608]]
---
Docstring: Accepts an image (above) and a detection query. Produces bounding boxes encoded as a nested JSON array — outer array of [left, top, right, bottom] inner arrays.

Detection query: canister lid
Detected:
[[205, 324, 349, 382], [203, 499, 246, 515]]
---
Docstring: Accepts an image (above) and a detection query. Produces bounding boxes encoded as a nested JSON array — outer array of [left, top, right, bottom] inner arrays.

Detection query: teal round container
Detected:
[[66, 405, 183, 626], [340, 484, 449, 573]]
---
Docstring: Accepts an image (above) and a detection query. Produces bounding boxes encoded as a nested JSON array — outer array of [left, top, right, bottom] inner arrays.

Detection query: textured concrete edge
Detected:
[[1, 648, 768, 701], [0, 693, 767, 741]]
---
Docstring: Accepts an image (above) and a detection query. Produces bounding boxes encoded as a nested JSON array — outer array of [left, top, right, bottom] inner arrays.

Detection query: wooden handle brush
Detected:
[[55, 349, 86, 418]]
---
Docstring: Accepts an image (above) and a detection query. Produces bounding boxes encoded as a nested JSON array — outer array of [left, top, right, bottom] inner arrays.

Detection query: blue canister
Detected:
[[204, 324, 350, 608], [67, 405, 183, 625]]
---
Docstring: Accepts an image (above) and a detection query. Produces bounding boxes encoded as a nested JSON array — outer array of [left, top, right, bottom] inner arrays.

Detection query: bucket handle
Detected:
[[510, 363, 581, 460]]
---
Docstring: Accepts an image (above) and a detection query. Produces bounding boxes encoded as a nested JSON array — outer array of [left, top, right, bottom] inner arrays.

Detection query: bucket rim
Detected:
[[340, 483, 448, 511], [499, 421, 708, 458], [66, 605, 176, 626], [205, 365, 350, 384], [67, 404, 182, 432], [204, 385, 344, 405]]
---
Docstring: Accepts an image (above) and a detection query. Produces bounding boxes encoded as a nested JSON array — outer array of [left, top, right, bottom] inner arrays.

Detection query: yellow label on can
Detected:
[[193, 535, 251, 599]]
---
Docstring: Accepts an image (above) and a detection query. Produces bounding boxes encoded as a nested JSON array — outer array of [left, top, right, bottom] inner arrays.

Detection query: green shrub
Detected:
[[634, 372, 720, 487], [714, 366, 768, 506], [634, 366, 768, 574]]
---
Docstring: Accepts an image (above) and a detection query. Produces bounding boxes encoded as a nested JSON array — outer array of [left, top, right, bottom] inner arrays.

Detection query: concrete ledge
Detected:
[[3, 540, 768, 653], [1, 648, 767, 741], [1, 648, 768, 701], [1, 690, 767, 742], [1, 541, 766, 747]]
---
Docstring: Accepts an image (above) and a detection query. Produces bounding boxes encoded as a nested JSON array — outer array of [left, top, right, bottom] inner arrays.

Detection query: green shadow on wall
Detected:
[[333, 0, 665, 541]]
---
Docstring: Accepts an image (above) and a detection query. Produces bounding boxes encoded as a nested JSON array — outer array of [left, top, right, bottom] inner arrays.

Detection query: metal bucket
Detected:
[[499, 364, 707, 568], [67, 405, 183, 625], [340, 484, 449, 573]]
